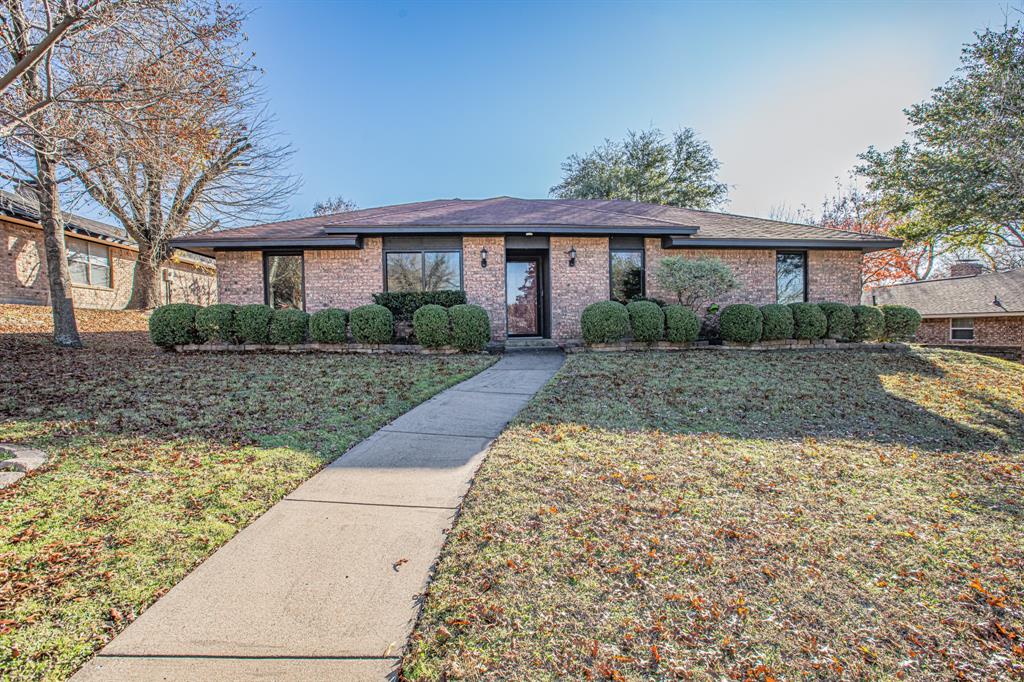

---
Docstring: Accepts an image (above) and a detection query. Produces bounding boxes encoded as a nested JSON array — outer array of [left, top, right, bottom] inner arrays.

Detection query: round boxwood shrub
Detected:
[[309, 308, 348, 344], [350, 304, 394, 344], [759, 303, 794, 341], [413, 304, 451, 348], [269, 308, 309, 345], [194, 303, 238, 344], [581, 301, 630, 344], [148, 303, 200, 348], [788, 303, 828, 340], [719, 303, 763, 343], [663, 305, 699, 343], [626, 300, 664, 343], [881, 305, 922, 341], [236, 304, 274, 344], [449, 304, 490, 351], [817, 302, 855, 341], [851, 305, 884, 342]]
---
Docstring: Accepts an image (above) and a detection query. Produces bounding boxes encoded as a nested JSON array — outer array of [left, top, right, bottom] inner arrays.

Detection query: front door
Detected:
[[506, 256, 543, 337]]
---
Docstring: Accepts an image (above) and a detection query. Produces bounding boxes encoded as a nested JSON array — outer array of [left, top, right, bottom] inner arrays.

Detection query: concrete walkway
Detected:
[[74, 351, 563, 682]]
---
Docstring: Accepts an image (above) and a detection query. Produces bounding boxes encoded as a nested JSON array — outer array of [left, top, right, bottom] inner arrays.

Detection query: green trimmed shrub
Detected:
[[581, 301, 630, 344], [788, 303, 828, 340], [664, 305, 699, 343], [759, 303, 794, 341], [309, 308, 348, 344], [350, 304, 394, 344], [851, 305, 884, 342], [818, 302, 856, 341], [269, 308, 309, 345], [372, 291, 467, 321], [881, 305, 922, 341], [626, 300, 664, 343], [449, 304, 490, 351], [413, 304, 451, 348], [719, 304, 763, 343], [194, 303, 238, 343], [236, 304, 274, 344], [148, 303, 200, 348]]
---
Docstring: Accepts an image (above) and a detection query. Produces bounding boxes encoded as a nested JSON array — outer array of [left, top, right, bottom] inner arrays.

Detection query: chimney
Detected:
[[949, 259, 984, 278]]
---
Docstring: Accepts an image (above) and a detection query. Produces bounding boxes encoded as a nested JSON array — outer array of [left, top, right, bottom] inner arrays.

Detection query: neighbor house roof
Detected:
[[171, 196, 903, 256], [0, 189, 214, 267], [870, 268, 1024, 317]]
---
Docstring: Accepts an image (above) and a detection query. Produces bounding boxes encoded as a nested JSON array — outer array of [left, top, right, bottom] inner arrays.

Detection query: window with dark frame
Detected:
[[609, 249, 644, 303], [66, 236, 111, 288], [776, 251, 807, 304], [950, 317, 974, 341], [264, 252, 304, 310], [385, 251, 462, 292]]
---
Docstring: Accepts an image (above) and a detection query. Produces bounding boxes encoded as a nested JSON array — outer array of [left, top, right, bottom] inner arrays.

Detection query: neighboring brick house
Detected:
[[1, 190, 216, 309], [172, 197, 899, 342], [870, 262, 1024, 362]]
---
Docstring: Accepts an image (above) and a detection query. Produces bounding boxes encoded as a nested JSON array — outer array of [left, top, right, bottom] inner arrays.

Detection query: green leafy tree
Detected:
[[857, 20, 1024, 267], [653, 256, 739, 312], [551, 127, 728, 209]]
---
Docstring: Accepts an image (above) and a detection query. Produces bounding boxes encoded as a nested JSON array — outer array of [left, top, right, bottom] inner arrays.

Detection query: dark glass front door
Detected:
[[506, 257, 541, 336]]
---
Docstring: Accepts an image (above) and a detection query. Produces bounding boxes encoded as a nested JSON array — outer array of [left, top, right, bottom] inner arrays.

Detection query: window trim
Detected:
[[776, 250, 808, 304], [383, 249, 463, 292], [262, 251, 306, 310], [950, 317, 975, 342], [608, 248, 645, 303], [66, 236, 112, 289]]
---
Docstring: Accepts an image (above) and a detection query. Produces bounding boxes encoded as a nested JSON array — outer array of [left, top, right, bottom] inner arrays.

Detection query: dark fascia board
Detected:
[[660, 235, 903, 253], [322, 224, 702, 236], [170, 235, 362, 257]]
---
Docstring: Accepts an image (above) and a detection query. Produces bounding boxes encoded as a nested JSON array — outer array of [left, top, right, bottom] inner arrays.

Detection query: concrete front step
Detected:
[[504, 338, 560, 351]]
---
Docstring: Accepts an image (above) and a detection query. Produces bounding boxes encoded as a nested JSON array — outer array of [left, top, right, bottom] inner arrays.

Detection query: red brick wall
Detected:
[[808, 250, 862, 304], [304, 238, 383, 312], [2, 218, 215, 309], [463, 236, 506, 340], [917, 316, 1024, 348], [216, 250, 264, 305], [550, 236, 609, 340], [643, 240, 776, 306]]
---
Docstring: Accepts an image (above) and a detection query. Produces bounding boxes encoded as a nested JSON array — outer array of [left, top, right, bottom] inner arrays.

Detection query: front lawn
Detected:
[[0, 307, 494, 681], [406, 349, 1024, 680]]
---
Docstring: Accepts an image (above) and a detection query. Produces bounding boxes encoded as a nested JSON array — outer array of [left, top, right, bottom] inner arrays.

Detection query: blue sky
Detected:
[[237, 0, 1006, 221]]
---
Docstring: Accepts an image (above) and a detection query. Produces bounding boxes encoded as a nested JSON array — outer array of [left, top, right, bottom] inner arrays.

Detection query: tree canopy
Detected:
[[550, 127, 729, 210]]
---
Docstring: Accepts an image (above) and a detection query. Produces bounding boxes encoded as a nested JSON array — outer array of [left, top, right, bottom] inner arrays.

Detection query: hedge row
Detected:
[[581, 300, 700, 345], [372, 291, 467, 321], [718, 302, 919, 344], [149, 301, 491, 351]]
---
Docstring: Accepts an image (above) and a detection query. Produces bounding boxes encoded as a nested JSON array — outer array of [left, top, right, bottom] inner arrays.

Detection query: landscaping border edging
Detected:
[[0, 443, 48, 488], [172, 342, 479, 355], [565, 340, 709, 353], [565, 340, 910, 353]]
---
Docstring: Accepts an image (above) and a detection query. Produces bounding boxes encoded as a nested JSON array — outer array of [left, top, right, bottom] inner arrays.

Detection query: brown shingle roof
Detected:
[[173, 196, 901, 252], [870, 268, 1024, 316]]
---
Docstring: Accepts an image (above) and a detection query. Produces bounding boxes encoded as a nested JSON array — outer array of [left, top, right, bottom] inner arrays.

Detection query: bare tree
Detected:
[[66, 5, 298, 309], [312, 195, 357, 216]]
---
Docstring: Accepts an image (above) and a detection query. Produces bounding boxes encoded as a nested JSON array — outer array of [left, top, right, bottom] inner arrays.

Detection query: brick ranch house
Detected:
[[870, 262, 1024, 362], [172, 197, 901, 342], [1, 190, 216, 309]]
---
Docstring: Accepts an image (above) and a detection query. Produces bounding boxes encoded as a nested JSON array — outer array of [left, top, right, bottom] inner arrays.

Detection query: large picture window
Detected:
[[66, 237, 111, 288], [610, 249, 644, 303], [264, 252, 304, 310], [385, 251, 461, 292], [776, 251, 807, 304]]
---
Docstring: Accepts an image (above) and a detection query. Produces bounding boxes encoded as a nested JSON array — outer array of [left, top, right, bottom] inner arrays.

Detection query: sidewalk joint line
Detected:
[[95, 653, 401, 661], [283, 497, 458, 511], [448, 389, 537, 396], [379, 428, 501, 438]]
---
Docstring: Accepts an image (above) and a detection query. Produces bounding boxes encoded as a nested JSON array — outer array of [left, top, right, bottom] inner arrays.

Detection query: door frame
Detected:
[[505, 250, 549, 338]]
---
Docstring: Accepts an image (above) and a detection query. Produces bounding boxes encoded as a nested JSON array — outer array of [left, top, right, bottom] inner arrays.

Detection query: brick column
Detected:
[[304, 238, 384, 312], [808, 250, 862, 304], [550, 236, 609, 340], [643, 239, 775, 306], [216, 251, 264, 305], [462, 236, 506, 341]]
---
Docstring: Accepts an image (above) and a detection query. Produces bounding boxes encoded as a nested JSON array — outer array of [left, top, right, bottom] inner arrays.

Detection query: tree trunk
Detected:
[[126, 242, 165, 309], [35, 148, 83, 348]]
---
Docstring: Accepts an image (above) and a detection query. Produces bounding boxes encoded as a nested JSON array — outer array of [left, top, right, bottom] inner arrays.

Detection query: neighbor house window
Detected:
[[610, 249, 644, 303], [66, 237, 111, 287], [385, 251, 461, 292], [264, 252, 304, 309], [950, 317, 974, 341], [776, 251, 807, 304]]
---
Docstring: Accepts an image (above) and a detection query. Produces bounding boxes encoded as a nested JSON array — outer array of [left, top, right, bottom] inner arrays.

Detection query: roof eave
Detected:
[[322, 224, 702, 236]]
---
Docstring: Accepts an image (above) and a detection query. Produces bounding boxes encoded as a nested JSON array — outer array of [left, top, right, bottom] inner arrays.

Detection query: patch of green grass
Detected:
[[0, 329, 494, 681], [405, 349, 1024, 681]]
